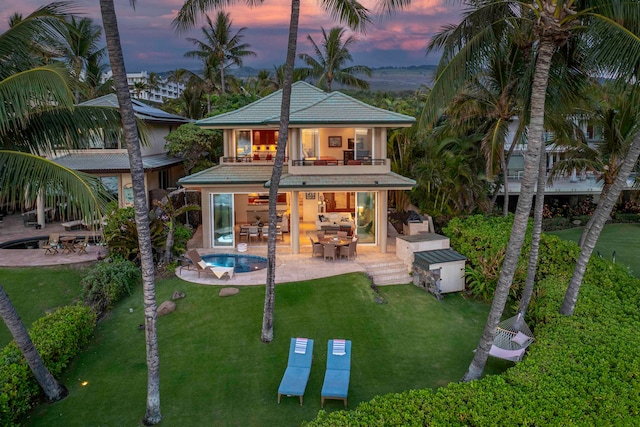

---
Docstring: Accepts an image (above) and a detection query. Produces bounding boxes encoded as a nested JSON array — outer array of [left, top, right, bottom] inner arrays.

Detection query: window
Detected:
[[354, 128, 373, 160], [236, 130, 252, 157], [159, 170, 169, 189], [301, 129, 319, 159]]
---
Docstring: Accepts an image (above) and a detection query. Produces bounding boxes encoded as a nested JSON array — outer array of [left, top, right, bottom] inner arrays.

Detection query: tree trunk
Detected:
[[560, 135, 640, 315], [220, 66, 225, 94], [99, 1, 162, 424], [518, 140, 547, 320], [577, 183, 611, 247], [163, 219, 175, 265], [501, 150, 509, 217], [462, 39, 555, 382], [0, 283, 68, 402], [261, 0, 300, 343]]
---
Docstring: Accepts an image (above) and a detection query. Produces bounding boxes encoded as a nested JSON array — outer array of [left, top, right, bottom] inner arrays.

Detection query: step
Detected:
[[368, 267, 408, 277], [358, 260, 407, 269], [371, 273, 412, 286]]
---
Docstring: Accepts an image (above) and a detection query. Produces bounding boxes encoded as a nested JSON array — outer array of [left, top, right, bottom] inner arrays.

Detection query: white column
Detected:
[[291, 191, 300, 254], [570, 168, 578, 182], [37, 189, 46, 229], [378, 190, 388, 253]]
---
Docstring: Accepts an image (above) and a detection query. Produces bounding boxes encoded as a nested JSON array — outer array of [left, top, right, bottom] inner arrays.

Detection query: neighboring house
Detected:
[[178, 81, 416, 253], [502, 117, 636, 201], [52, 94, 191, 208]]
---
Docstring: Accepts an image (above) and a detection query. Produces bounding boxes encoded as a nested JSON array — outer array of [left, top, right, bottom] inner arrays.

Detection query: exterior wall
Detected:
[[396, 235, 451, 271], [430, 261, 466, 293], [141, 123, 175, 156]]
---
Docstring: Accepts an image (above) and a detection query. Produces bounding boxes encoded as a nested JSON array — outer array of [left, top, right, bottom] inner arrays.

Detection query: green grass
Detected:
[[25, 273, 508, 427], [0, 267, 84, 347], [549, 223, 640, 277]]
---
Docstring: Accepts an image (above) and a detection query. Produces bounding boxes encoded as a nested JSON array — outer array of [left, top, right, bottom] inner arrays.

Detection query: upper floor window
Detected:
[[354, 128, 373, 160], [235, 130, 252, 157], [301, 129, 319, 158]]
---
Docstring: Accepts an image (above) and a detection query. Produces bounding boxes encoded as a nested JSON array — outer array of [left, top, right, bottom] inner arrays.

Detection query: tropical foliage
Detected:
[[307, 217, 640, 426], [0, 305, 96, 426]]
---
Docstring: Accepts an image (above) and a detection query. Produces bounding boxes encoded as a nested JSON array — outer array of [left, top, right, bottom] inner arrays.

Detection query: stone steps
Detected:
[[359, 257, 412, 286]]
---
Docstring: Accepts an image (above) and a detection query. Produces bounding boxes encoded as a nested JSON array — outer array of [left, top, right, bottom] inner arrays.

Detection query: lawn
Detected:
[[25, 272, 508, 426], [549, 223, 640, 278], [0, 267, 84, 347]]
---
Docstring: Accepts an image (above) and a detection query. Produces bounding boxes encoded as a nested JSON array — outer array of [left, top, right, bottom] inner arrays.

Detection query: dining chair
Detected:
[[248, 226, 259, 242], [323, 242, 337, 261]]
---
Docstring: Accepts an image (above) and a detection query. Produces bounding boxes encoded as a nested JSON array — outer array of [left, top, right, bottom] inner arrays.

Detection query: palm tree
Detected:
[[98, 0, 161, 423], [174, 0, 408, 343], [552, 83, 640, 246], [427, 0, 640, 382], [0, 3, 119, 403], [560, 84, 640, 315], [132, 80, 149, 99], [57, 16, 106, 102], [184, 11, 255, 94], [298, 26, 371, 92]]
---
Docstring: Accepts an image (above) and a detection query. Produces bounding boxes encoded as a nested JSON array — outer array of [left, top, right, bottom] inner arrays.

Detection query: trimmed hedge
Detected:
[[0, 305, 96, 425], [305, 215, 640, 426]]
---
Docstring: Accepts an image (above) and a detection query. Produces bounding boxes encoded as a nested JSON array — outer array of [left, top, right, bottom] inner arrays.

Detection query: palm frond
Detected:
[[0, 151, 112, 220]]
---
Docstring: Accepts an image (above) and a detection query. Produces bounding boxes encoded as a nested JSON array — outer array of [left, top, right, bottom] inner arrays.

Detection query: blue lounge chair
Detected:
[[278, 338, 314, 405], [321, 339, 352, 408]]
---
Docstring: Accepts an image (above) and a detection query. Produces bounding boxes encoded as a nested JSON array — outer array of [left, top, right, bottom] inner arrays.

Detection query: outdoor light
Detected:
[[81, 381, 89, 386], [302, 182, 306, 185]]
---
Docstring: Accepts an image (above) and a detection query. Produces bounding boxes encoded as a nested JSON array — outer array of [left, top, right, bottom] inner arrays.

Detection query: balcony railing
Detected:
[[221, 156, 288, 163], [291, 159, 386, 166]]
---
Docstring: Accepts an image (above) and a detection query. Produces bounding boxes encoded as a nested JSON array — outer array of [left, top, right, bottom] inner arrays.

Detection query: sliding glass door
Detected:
[[356, 192, 376, 243], [211, 193, 234, 247]]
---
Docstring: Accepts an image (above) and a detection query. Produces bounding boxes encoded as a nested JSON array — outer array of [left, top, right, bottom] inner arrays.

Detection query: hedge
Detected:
[[0, 305, 96, 425], [305, 215, 640, 426]]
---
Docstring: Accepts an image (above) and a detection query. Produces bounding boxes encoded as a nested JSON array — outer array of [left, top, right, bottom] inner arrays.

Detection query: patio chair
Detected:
[[238, 226, 249, 242], [42, 233, 60, 255], [339, 241, 356, 260], [75, 235, 89, 255], [323, 242, 337, 261], [248, 226, 259, 242], [316, 231, 325, 240], [278, 337, 314, 405], [181, 249, 203, 275], [321, 339, 352, 408], [310, 238, 323, 258], [337, 231, 348, 239]]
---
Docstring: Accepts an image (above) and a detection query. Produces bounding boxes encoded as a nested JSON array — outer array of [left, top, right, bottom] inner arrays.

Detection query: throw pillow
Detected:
[[511, 331, 530, 346]]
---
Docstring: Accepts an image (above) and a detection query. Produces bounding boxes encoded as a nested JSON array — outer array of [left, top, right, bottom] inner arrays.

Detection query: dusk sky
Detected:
[[1, 0, 462, 73]]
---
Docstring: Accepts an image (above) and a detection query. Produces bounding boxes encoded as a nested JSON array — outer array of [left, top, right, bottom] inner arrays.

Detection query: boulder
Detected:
[[172, 291, 186, 301], [157, 300, 176, 316], [219, 287, 239, 297]]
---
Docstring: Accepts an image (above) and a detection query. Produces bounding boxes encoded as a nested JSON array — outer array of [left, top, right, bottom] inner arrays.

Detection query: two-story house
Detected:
[[178, 81, 416, 254], [51, 94, 191, 209]]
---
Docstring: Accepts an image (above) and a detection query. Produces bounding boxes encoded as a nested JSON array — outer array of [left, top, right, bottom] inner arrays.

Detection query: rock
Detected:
[[172, 291, 186, 300], [573, 220, 582, 226], [219, 287, 239, 297], [157, 300, 176, 316]]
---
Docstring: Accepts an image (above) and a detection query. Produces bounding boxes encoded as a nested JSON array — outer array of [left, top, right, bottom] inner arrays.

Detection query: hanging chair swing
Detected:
[[489, 313, 535, 362]]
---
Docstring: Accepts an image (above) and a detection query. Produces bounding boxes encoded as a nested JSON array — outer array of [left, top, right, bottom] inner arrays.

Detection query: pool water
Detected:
[[201, 254, 268, 273]]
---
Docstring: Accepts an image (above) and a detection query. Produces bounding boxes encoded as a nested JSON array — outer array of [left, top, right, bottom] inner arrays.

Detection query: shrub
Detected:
[[613, 212, 640, 223], [306, 215, 640, 426], [102, 206, 166, 261], [81, 258, 141, 315], [0, 305, 96, 425]]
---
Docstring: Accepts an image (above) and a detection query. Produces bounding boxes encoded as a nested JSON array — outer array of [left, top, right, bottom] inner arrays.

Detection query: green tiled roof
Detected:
[[53, 153, 182, 172], [197, 81, 416, 127], [178, 164, 415, 190], [178, 164, 278, 186], [268, 171, 415, 189], [414, 249, 467, 270]]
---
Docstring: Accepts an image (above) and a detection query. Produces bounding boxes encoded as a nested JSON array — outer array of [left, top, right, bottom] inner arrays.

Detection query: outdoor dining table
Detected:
[[60, 236, 76, 254], [319, 236, 351, 247]]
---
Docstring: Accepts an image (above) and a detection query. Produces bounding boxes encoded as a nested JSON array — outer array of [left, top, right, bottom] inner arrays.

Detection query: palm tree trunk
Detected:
[[261, 0, 301, 343], [560, 135, 640, 315], [0, 283, 68, 402], [501, 150, 509, 217], [220, 66, 225, 94], [577, 183, 611, 247], [163, 220, 175, 265], [518, 140, 547, 319], [462, 39, 555, 382], [99, 1, 161, 423]]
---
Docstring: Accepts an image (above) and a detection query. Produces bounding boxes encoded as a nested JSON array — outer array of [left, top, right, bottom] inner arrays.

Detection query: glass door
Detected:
[[356, 192, 376, 243], [211, 193, 234, 247]]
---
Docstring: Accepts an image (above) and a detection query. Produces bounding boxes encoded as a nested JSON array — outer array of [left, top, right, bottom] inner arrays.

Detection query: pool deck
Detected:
[[0, 213, 400, 286]]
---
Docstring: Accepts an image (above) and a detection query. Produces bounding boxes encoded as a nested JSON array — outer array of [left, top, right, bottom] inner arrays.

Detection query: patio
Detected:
[[0, 213, 409, 286], [0, 213, 107, 268]]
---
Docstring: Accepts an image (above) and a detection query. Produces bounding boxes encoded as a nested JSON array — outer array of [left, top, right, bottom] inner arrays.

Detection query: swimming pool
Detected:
[[201, 253, 268, 274], [0, 236, 100, 249]]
